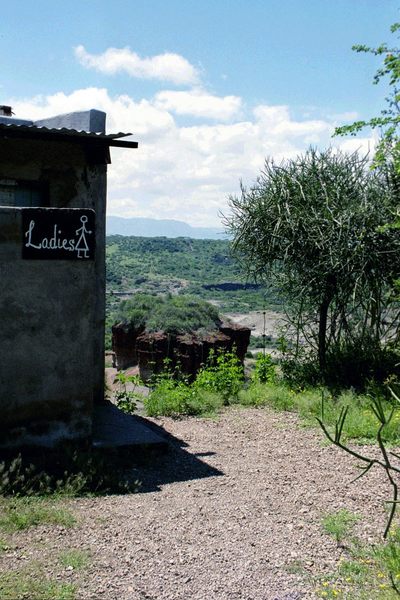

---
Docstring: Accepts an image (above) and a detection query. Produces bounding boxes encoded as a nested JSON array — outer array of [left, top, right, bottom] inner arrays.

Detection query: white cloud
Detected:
[[7, 88, 375, 228], [154, 89, 242, 120], [75, 45, 200, 86]]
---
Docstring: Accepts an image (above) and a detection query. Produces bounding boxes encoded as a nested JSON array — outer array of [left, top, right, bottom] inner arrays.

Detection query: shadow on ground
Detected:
[[126, 416, 223, 493], [0, 408, 223, 497]]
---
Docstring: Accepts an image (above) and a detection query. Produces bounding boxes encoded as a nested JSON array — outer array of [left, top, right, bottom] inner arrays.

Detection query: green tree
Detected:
[[335, 22, 400, 310], [335, 22, 400, 172], [225, 148, 399, 382]]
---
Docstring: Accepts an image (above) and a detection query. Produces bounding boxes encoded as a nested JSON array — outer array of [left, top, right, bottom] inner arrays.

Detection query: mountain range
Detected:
[[106, 216, 227, 239]]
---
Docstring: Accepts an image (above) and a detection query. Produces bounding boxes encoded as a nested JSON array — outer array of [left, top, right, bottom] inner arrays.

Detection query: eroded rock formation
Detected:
[[111, 320, 251, 382]]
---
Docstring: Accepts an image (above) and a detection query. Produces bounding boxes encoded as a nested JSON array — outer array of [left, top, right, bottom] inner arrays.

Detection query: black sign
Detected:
[[22, 208, 95, 260]]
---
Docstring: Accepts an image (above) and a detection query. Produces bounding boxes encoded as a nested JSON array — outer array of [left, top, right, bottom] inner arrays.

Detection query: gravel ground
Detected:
[[1, 407, 392, 600]]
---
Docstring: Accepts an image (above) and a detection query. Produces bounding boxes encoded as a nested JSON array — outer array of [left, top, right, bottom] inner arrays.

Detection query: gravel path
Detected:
[[1, 407, 392, 599]]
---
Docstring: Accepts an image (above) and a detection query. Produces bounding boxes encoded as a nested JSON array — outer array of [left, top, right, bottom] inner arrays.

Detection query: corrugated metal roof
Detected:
[[0, 122, 138, 148]]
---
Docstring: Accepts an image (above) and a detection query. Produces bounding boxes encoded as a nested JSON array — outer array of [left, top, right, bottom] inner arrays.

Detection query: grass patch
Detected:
[[239, 382, 400, 444], [321, 509, 360, 545], [0, 568, 76, 600], [59, 549, 91, 571], [315, 525, 400, 599], [0, 497, 76, 532]]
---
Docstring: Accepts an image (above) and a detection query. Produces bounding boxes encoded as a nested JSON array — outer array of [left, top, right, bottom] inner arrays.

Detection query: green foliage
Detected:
[[115, 293, 221, 335], [0, 498, 76, 532], [145, 363, 223, 417], [194, 349, 244, 403], [114, 371, 142, 414], [106, 236, 281, 318], [226, 148, 400, 383], [115, 294, 162, 330], [334, 21, 400, 324], [59, 549, 91, 571], [315, 527, 400, 598], [335, 22, 400, 172], [0, 451, 140, 497], [280, 337, 399, 391], [248, 334, 278, 350], [144, 350, 244, 416], [240, 381, 297, 411], [318, 388, 400, 539], [0, 569, 76, 600], [147, 296, 221, 334], [251, 352, 276, 384], [239, 382, 400, 444], [322, 509, 360, 545]]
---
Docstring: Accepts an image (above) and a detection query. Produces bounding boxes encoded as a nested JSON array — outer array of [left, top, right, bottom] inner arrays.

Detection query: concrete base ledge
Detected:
[[92, 401, 168, 453]]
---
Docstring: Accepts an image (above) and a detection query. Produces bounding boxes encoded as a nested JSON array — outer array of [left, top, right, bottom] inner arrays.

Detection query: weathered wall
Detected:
[[0, 137, 107, 446]]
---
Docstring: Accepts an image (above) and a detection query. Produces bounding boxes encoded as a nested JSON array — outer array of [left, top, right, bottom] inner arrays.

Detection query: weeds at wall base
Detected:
[[0, 447, 141, 498]]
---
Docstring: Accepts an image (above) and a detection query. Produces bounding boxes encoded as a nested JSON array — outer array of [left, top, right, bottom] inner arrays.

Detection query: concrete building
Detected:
[[0, 108, 137, 448]]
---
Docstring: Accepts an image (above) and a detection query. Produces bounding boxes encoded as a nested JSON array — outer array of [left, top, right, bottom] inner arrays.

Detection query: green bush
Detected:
[[251, 352, 276, 384], [280, 337, 399, 392], [114, 294, 221, 335], [115, 294, 162, 329], [145, 366, 223, 417], [239, 381, 400, 444], [113, 371, 142, 414], [239, 382, 297, 411], [146, 296, 221, 334], [194, 349, 244, 404], [144, 350, 244, 416]]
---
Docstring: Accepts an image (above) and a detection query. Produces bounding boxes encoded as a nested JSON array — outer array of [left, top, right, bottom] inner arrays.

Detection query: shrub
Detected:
[[251, 352, 276, 384], [280, 336, 399, 391], [146, 296, 221, 334], [145, 366, 223, 417], [114, 294, 221, 335], [239, 382, 297, 411], [194, 349, 244, 404], [144, 350, 244, 416], [113, 371, 142, 414], [115, 294, 162, 329]]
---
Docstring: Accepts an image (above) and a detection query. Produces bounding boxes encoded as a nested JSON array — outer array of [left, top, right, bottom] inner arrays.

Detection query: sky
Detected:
[[2, 0, 399, 227]]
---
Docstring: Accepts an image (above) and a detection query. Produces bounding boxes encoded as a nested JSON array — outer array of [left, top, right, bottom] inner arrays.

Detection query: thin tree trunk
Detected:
[[318, 297, 330, 374]]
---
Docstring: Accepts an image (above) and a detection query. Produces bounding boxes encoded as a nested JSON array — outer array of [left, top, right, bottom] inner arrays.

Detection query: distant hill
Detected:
[[106, 216, 228, 239]]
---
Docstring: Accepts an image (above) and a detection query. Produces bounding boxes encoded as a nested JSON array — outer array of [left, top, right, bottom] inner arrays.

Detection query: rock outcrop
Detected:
[[111, 323, 145, 370], [111, 320, 251, 382]]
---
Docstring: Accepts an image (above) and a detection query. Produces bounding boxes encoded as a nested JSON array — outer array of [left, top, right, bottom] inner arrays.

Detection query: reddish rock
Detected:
[[136, 331, 170, 382], [219, 321, 252, 363], [111, 320, 251, 382], [174, 331, 232, 382], [111, 322, 144, 370]]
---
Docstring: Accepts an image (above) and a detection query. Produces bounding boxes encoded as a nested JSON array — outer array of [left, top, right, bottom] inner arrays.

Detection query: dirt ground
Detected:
[[1, 407, 391, 600]]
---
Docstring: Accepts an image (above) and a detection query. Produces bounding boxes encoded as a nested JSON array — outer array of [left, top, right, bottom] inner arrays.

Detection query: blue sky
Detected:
[[2, 1, 399, 226]]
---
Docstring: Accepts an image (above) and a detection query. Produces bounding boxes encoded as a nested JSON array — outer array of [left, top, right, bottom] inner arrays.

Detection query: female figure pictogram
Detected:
[[75, 215, 92, 258]]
